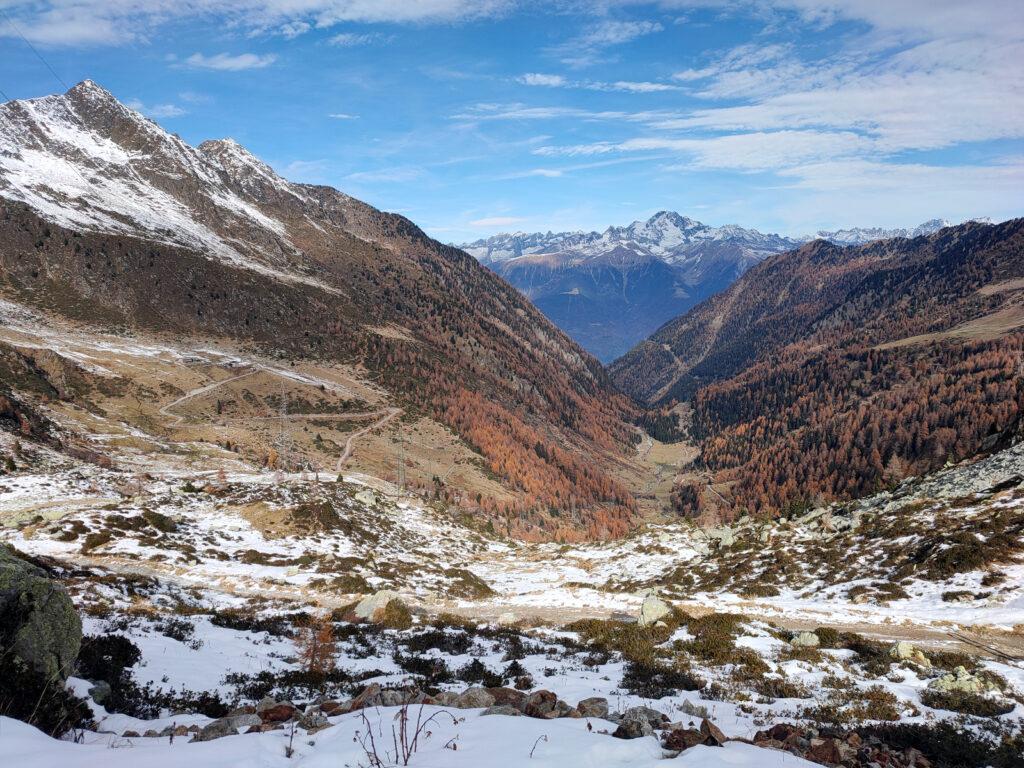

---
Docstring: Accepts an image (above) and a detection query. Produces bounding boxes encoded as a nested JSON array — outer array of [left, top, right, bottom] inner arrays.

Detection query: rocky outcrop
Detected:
[[0, 545, 81, 681], [889, 641, 931, 669], [927, 666, 998, 695], [790, 631, 820, 648]]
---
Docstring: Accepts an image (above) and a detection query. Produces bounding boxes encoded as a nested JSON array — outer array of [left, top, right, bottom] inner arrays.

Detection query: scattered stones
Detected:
[[790, 631, 820, 648], [576, 697, 609, 718], [611, 705, 667, 739], [637, 591, 671, 627], [298, 711, 329, 731]]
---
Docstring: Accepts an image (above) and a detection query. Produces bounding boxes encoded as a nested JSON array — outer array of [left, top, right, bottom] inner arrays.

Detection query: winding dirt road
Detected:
[[156, 364, 402, 474]]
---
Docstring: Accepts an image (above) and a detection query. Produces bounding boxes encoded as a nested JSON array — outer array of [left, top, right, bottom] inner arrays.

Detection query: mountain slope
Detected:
[[462, 212, 800, 361], [0, 81, 640, 541], [609, 220, 1024, 519]]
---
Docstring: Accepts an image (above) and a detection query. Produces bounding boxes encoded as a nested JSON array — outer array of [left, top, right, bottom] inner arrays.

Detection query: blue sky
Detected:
[[1, 1, 1022, 242]]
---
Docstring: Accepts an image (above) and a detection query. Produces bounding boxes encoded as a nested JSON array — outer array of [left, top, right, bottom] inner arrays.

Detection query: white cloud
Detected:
[[0, 1, 511, 46], [328, 112, 359, 119], [185, 52, 278, 71], [552, 19, 664, 67], [279, 20, 310, 39], [536, 130, 873, 171], [328, 32, 379, 46], [125, 98, 187, 118], [517, 73, 567, 87]]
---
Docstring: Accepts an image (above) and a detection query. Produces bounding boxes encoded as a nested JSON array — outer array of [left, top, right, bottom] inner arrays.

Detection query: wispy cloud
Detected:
[[516, 72, 679, 92], [551, 19, 664, 67], [185, 52, 277, 71], [328, 112, 359, 119], [126, 98, 187, 118], [0, 0, 513, 46], [346, 166, 424, 183], [328, 32, 383, 47]]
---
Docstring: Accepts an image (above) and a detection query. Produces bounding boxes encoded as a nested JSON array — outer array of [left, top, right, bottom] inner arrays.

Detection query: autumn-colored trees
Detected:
[[295, 615, 337, 675]]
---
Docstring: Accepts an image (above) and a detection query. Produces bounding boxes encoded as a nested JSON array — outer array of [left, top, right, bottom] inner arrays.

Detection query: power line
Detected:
[[1, 9, 68, 91]]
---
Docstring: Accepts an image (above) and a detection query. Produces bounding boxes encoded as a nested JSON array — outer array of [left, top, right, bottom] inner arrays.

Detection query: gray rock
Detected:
[[637, 592, 671, 627], [612, 718, 652, 739], [620, 706, 667, 730], [227, 713, 261, 730], [790, 631, 820, 648], [0, 545, 82, 681], [299, 712, 329, 731], [353, 590, 399, 622], [455, 686, 495, 709], [928, 666, 998, 695], [88, 679, 112, 705], [481, 704, 522, 717], [194, 718, 239, 742], [889, 641, 931, 669], [577, 697, 609, 718]]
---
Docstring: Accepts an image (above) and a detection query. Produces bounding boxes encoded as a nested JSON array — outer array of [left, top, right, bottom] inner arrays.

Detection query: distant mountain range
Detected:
[[459, 214, 962, 362]]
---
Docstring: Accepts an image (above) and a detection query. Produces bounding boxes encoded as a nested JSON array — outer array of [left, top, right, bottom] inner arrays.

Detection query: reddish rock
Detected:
[[700, 719, 727, 747], [806, 738, 844, 765], [524, 690, 557, 718], [487, 687, 528, 710], [259, 703, 297, 723], [319, 700, 343, 715], [663, 728, 704, 751], [349, 683, 382, 712]]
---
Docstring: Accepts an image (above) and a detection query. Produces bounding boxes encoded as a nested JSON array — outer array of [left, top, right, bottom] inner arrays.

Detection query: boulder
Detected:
[[790, 631, 820, 648], [488, 687, 528, 710], [227, 713, 261, 730], [481, 704, 522, 717], [927, 666, 997, 695], [354, 490, 377, 507], [523, 689, 557, 718], [349, 683, 382, 711], [88, 679, 112, 705], [194, 718, 239, 742], [613, 709, 669, 740], [0, 546, 82, 681], [612, 719, 651, 739], [637, 592, 671, 627], [353, 590, 400, 622], [456, 686, 496, 709], [319, 700, 343, 715], [576, 697, 609, 718], [700, 718, 726, 746], [663, 728, 704, 751], [432, 691, 460, 707], [889, 641, 931, 669], [299, 712, 329, 731], [259, 703, 297, 722]]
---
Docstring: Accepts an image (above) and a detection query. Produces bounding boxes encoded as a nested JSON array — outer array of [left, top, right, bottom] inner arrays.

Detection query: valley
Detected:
[[0, 80, 1022, 768]]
